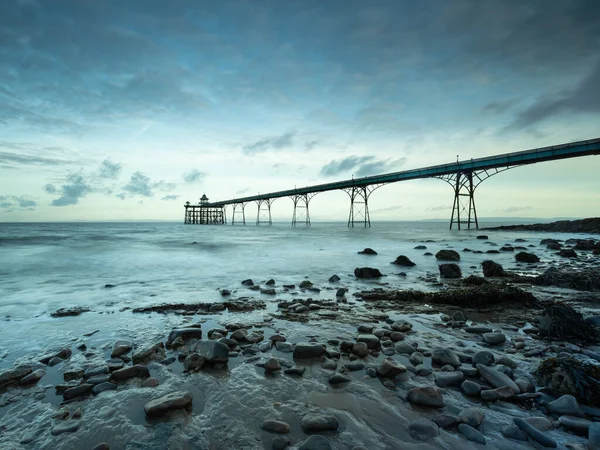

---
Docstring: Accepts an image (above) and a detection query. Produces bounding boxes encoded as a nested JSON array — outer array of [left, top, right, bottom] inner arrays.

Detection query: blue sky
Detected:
[[1, 0, 599, 222]]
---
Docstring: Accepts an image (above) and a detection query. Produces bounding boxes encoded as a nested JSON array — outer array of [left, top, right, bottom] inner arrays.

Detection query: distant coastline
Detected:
[[483, 217, 600, 234]]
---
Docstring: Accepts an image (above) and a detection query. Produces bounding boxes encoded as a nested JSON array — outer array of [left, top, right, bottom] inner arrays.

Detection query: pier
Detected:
[[184, 138, 600, 229]]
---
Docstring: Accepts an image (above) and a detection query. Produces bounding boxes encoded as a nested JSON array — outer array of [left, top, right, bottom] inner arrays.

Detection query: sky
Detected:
[[1, 0, 599, 222]]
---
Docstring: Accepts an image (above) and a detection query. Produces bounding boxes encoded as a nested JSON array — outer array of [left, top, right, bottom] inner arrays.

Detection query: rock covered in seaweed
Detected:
[[537, 304, 599, 342], [354, 267, 383, 279]]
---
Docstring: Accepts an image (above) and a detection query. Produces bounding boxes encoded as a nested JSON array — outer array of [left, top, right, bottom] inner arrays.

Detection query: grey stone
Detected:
[[63, 384, 93, 400], [321, 358, 337, 370], [84, 365, 109, 378], [265, 358, 282, 373], [459, 407, 485, 428], [132, 342, 165, 364], [408, 418, 439, 440], [439, 263, 462, 278], [465, 326, 493, 334], [19, 369, 45, 385], [407, 386, 444, 408], [301, 414, 339, 433], [501, 424, 528, 441], [435, 371, 464, 387], [293, 342, 325, 359], [352, 342, 369, 358], [589, 423, 600, 450], [558, 415, 591, 434], [329, 373, 351, 385], [432, 348, 461, 367], [92, 382, 116, 395], [497, 356, 518, 369], [395, 342, 416, 355], [436, 250, 460, 261], [276, 341, 293, 353], [344, 361, 365, 371], [86, 374, 111, 385], [51, 421, 80, 435], [472, 351, 495, 367], [461, 380, 482, 397], [514, 377, 535, 393], [261, 419, 290, 434], [356, 334, 380, 349], [299, 435, 332, 450], [458, 366, 479, 377], [409, 352, 424, 366], [477, 364, 520, 393], [231, 329, 248, 340], [111, 340, 132, 358], [194, 340, 230, 364], [144, 391, 193, 417], [377, 357, 407, 377], [432, 414, 460, 429], [283, 367, 305, 376], [483, 332, 506, 345], [458, 423, 486, 445], [142, 377, 159, 387], [480, 386, 514, 401], [329, 274, 340, 282], [272, 436, 290, 450], [110, 364, 150, 381], [184, 353, 206, 372], [547, 395, 584, 417], [514, 418, 557, 448]]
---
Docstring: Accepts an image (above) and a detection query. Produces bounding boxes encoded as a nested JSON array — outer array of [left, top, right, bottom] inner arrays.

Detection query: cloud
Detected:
[[242, 132, 296, 155], [504, 206, 533, 213], [44, 184, 56, 194], [427, 205, 451, 212], [161, 195, 180, 201], [116, 193, 126, 200], [0, 151, 66, 168], [99, 160, 122, 179], [483, 100, 515, 114], [320, 155, 407, 177], [51, 174, 92, 206], [509, 62, 600, 129], [123, 171, 153, 197], [183, 169, 205, 183], [0, 195, 37, 211]]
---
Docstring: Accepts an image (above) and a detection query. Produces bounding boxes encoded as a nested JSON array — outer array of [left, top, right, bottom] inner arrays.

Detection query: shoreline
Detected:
[[1, 233, 600, 449]]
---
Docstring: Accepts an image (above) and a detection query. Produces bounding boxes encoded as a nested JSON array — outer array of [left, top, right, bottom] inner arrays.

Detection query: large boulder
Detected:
[[481, 260, 504, 277], [354, 267, 383, 279], [392, 255, 415, 267], [537, 304, 599, 342], [536, 353, 600, 406], [515, 252, 539, 263], [435, 250, 460, 261], [439, 263, 461, 279]]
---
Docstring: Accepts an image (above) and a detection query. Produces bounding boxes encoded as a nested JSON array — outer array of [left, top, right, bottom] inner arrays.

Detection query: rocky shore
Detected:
[[483, 217, 600, 235], [1, 234, 600, 449]]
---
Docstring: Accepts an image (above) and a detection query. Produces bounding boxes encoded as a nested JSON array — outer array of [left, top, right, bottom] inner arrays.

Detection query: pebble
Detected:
[[357, 334, 380, 349], [329, 373, 351, 385], [377, 357, 407, 377], [435, 371, 463, 387], [483, 332, 506, 345], [459, 408, 485, 428], [299, 435, 332, 450], [472, 351, 494, 367], [432, 348, 461, 367], [261, 419, 291, 434], [111, 340, 132, 358], [394, 341, 416, 354], [558, 415, 592, 434], [458, 366, 479, 377], [432, 414, 460, 429], [321, 358, 337, 370], [546, 395, 584, 417], [64, 384, 93, 400], [461, 380, 482, 397], [265, 358, 282, 373], [514, 418, 557, 448], [300, 414, 339, 433], [477, 364, 520, 393], [480, 386, 514, 401], [293, 343, 325, 359], [408, 418, 439, 440], [144, 391, 193, 417], [284, 367, 305, 376], [344, 361, 364, 371], [406, 386, 444, 408], [501, 424, 528, 441], [272, 436, 290, 450], [275, 341, 293, 353], [458, 423, 486, 444], [409, 352, 424, 366], [352, 342, 369, 358], [51, 421, 80, 435]]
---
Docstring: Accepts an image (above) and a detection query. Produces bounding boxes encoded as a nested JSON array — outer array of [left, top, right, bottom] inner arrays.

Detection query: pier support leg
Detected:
[[342, 185, 383, 227], [232, 202, 246, 225], [291, 193, 315, 226], [256, 199, 274, 225], [438, 170, 482, 230]]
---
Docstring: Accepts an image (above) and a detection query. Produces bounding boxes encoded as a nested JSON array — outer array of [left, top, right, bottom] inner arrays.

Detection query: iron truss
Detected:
[[342, 184, 386, 228]]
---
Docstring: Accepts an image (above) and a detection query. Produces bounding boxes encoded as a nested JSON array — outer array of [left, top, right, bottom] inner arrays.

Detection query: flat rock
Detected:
[[408, 418, 439, 440], [407, 386, 444, 408], [377, 357, 407, 377], [194, 340, 230, 364], [20, 369, 45, 385], [261, 419, 291, 434], [461, 380, 482, 397], [111, 340, 132, 358], [459, 407, 485, 428], [501, 424, 528, 441], [458, 423, 486, 445], [293, 342, 325, 359], [547, 395, 584, 417], [558, 415, 592, 434], [166, 328, 203, 347], [480, 386, 514, 401], [92, 382, 117, 395], [110, 364, 150, 382], [284, 367, 305, 376], [435, 371, 464, 387], [299, 435, 332, 450], [329, 373, 351, 385], [395, 342, 416, 354], [51, 421, 80, 435], [477, 364, 520, 393], [301, 414, 339, 433], [132, 342, 165, 365], [144, 391, 193, 417], [465, 326, 493, 334], [483, 332, 506, 345], [432, 348, 461, 367], [63, 383, 93, 400], [0, 365, 33, 387], [514, 418, 557, 448]]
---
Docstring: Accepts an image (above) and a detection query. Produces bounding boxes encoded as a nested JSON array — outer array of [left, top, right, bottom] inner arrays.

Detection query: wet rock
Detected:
[[536, 353, 600, 405], [439, 263, 462, 278], [51, 307, 90, 317], [64, 384, 93, 400], [395, 342, 416, 355], [377, 357, 407, 377], [391, 320, 413, 332], [473, 351, 495, 367], [558, 415, 591, 434], [536, 267, 600, 291], [92, 382, 116, 395], [321, 358, 337, 370], [501, 424, 528, 441], [559, 248, 577, 258], [51, 421, 80, 435], [220, 289, 231, 296], [329, 373, 351, 385], [483, 332, 506, 345], [183, 353, 206, 372], [477, 235, 488, 240], [194, 340, 230, 364], [465, 326, 493, 334], [352, 342, 369, 358], [231, 329, 248, 341], [477, 364, 520, 393], [458, 366, 479, 377], [497, 356, 518, 369], [299, 435, 332, 450], [514, 377, 535, 393], [92, 444, 110, 450], [265, 358, 282, 373], [458, 423, 486, 445], [301, 414, 339, 433], [241, 279, 254, 286], [407, 386, 444, 408], [266, 279, 276, 285], [515, 251, 540, 263], [261, 288, 276, 295], [85, 365, 109, 378], [435, 371, 464, 387], [408, 418, 439, 440], [87, 375, 111, 385], [357, 334, 380, 349], [589, 423, 600, 450], [110, 365, 150, 382], [393, 255, 415, 267], [480, 386, 515, 401], [272, 436, 290, 450], [299, 280, 313, 289], [132, 342, 165, 365], [335, 288, 346, 297], [432, 414, 461, 429], [329, 274, 340, 282], [344, 361, 365, 371], [436, 250, 460, 261], [547, 395, 584, 417], [143, 377, 159, 388], [284, 367, 305, 376], [354, 267, 383, 278], [358, 248, 377, 255], [432, 348, 461, 368], [514, 418, 557, 448], [261, 419, 291, 434], [538, 304, 599, 342], [409, 352, 424, 366], [111, 340, 132, 358], [19, 368, 45, 385], [462, 380, 482, 397], [64, 369, 84, 382], [275, 341, 293, 353], [293, 342, 325, 359], [459, 408, 485, 428], [40, 348, 72, 365], [144, 391, 193, 417]]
